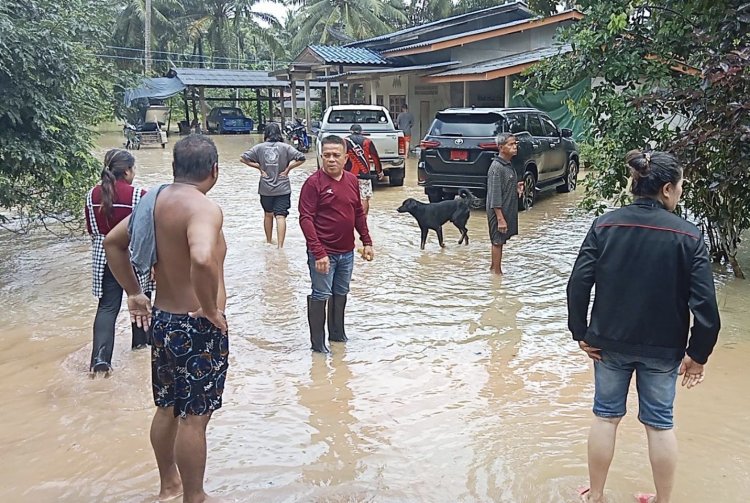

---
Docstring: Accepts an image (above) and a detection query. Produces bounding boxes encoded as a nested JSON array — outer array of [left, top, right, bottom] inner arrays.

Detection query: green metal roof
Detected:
[[309, 45, 390, 65]]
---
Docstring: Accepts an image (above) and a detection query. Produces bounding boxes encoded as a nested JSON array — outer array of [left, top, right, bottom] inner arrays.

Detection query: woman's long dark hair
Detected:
[[264, 122, 283, 142], [100, 149, 135, 218]]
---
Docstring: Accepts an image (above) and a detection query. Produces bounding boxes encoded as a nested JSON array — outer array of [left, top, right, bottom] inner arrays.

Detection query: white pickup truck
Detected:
[[315, 105, 406, 186]]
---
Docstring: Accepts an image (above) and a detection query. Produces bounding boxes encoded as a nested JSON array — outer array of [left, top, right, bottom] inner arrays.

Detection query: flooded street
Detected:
[[1, 133, 749, 502]]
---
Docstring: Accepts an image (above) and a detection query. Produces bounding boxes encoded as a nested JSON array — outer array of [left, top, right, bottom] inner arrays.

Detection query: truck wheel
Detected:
[[388, 169, 405, 187]]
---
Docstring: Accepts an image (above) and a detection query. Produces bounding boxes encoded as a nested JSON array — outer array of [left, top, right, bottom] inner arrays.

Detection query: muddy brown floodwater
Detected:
[[0, 133, 748, 503]]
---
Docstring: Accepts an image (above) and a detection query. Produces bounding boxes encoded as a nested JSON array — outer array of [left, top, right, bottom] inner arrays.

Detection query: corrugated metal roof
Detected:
[[428, 45, 572, 77], [309, 45, 390, 65], [173, 68, 329, 88], [383, 17, 539, 54], [317, 61, 461, 81], [345, 1, 532, 48]]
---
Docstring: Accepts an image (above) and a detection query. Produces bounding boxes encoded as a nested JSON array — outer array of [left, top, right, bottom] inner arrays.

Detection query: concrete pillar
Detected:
[[325, 68, 331, 109], [291, 80, 298, 120], [255, 88, 262, 125], [199, 86, 208, 129], [304, 79, 311, 132], [504, 76, 512, 107], [463, 81, 469, 107], [370, 80, 377, 105]]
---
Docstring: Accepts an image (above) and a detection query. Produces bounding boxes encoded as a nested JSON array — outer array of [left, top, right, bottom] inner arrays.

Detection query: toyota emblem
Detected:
[[454, 138, 464, 145]]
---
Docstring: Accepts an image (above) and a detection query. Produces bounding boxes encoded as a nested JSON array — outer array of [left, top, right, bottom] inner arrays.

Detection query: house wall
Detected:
[[367, 75, 510, 140], [368, 75, 452, 141], [393, 21, 572, 139], [448, 24, 567, 66], [362, 20, 577, 141]]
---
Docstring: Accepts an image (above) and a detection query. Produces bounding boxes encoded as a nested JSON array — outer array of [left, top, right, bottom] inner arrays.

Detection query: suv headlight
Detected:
[[418, 161, 425, 168]]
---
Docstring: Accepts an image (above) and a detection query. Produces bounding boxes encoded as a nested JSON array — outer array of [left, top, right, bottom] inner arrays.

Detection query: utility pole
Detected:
[[145, 0, 152, 74]]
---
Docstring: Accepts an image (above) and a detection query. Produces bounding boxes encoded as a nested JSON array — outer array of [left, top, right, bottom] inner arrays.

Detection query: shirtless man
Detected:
[[104, 134, 228, 503]]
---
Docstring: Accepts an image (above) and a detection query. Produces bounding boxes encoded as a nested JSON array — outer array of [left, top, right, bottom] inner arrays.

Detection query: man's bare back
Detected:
[[103, 135, 229, 503], [153, 183, 227, 316]]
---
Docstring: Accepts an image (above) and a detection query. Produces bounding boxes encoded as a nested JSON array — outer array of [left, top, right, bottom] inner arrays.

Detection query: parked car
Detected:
[[317, 105, 406, 186], [206, 107, 254, 134], [418, 107, 580, 209]]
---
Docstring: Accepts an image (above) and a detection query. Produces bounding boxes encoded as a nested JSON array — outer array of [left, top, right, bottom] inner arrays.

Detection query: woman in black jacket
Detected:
[[568, 150, 720, 503]]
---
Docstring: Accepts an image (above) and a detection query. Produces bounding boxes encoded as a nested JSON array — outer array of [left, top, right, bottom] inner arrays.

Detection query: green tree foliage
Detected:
[[179, 0, 284, 67], [0, 0, 116, 231], [453, 0, 575, 17], [108, 0, 288, 75], [520, 1, 750, 278], [285, 0, 407, 50], [407, 0, 453, 24]]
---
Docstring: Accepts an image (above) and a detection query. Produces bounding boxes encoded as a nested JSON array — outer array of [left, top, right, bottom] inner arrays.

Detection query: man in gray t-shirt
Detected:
[[240, 123, 306, 248], [486, 133, 523, 274], [396, 104, 415, 156]]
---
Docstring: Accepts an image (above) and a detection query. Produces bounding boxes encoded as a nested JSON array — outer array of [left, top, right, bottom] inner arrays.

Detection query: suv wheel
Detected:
[[557, 158, 579, 193], [426, 188, 443, 203], [519, 171, 536, 210]]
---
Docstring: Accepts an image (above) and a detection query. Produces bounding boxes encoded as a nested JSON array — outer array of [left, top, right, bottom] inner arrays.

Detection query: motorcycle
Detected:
[[286, 118, 310, 153], [123, 123, 141, 150]]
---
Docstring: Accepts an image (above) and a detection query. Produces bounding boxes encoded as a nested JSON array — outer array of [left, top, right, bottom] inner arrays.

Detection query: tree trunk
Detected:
[[730, 256, 746, 279]]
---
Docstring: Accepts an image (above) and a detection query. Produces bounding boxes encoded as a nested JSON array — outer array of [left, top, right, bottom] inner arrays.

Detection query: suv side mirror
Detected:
[[561, 128, 573, 138]]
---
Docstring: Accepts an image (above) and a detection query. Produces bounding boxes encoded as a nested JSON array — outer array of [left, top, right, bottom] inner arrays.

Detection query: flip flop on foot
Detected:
[[634, 493, 656, 503]]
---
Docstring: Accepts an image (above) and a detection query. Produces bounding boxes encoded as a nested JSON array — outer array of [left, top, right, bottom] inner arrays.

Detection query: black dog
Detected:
[[397, 188, 475, 249]]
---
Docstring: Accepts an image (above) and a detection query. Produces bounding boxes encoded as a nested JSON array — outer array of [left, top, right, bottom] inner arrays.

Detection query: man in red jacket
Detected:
[[345, 124, 384, 215], [299, 135, 375, 353]]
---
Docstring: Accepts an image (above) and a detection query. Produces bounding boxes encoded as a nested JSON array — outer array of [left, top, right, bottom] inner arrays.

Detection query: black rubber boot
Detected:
[[307, 296, 330, 353], [131, 291, 152, 349], [131, 322, 151, 349], [327, 294, 348, 342]]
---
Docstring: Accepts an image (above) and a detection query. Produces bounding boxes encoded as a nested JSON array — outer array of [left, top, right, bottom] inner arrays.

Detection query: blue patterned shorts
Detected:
[[151, 308, 229, 418]]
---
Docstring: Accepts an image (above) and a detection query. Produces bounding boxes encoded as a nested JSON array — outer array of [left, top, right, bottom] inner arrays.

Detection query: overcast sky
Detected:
[[254, 1, 290, 23]]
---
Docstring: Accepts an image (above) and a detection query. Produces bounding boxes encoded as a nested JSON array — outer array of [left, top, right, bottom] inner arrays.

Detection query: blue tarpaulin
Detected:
[[124, 77, 186, 107]]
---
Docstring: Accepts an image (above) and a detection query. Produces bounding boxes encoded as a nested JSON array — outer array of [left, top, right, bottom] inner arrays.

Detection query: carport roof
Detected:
[[173, 67, 329, 88], [316, 61, 461, 81]]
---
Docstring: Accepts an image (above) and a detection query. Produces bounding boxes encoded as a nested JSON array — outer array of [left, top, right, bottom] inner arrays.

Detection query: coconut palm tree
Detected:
[[178, 0, 284, 68], [112, 0, 186, 70], [453, 0, 576, 17], [286, 0, 408, 48], [407, 0, 452, 25]]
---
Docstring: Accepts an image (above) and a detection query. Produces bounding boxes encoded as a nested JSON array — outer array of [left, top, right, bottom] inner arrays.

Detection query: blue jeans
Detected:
[[307, 251, 354, 301], [593, 350, 681, 430]]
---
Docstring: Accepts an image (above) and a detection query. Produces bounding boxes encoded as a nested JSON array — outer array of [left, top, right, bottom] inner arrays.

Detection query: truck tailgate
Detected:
[[368, 133, 400, 157]]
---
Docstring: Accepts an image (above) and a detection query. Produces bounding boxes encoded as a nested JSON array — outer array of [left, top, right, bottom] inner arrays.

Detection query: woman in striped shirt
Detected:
[[85, 149, 152, 375]]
